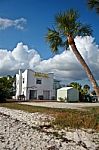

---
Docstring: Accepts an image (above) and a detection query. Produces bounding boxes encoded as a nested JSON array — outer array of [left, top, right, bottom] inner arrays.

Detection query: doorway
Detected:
[[29, 90, 37, 99], [43, 90, 50, 100]]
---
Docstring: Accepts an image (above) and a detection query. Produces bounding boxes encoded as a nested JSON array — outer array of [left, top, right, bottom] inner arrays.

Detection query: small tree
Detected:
[[0, 76, 15, 102], [68, 82, 91, 101], [83, 84, 90, 94], [67, 82, 82, 91]]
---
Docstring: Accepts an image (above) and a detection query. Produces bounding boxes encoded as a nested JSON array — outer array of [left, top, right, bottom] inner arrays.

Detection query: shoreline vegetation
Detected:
[[0, 102, 99, 131]]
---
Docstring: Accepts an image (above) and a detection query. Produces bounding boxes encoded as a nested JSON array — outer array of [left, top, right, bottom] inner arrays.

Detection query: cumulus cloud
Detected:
[[0, 36, 99, 84], [0, 42, 41, 75], [0, 18, 26, 30], [34, 36, 99, 82]]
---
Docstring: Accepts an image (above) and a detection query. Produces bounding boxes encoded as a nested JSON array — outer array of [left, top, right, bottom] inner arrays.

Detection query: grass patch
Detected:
[[0, 102, 56, 113], [53, 110, 99, 130], [0, 102, 99, 131]]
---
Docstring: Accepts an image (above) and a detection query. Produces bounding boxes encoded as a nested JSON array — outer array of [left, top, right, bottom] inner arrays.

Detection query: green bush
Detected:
[[0, 76, 15, 102], [59, 97, 66, 102]]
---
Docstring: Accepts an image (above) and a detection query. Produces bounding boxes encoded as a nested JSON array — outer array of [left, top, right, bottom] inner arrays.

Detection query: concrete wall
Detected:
[[16, 69, 55, 100]]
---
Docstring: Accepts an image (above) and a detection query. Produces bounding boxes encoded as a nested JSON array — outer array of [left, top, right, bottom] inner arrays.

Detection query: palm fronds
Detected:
[[46, 9, 93, 52], [88, 0, 99, 13], [45, 28, 62, 52]]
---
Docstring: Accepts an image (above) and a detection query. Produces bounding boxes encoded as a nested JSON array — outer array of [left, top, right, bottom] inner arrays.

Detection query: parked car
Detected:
[[91, 95, 98, 102], [84, 94, 98, 102]]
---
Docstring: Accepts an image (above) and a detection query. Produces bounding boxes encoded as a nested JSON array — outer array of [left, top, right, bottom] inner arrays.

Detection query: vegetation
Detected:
[[0, 102, 99, 130], [58, 97, 66, 102], [67, 82, 91, 101], [53, 107, 99, 130], [45, 9, 99, 98], [87, 0, 99, 13], [0, 76, 15, 102]]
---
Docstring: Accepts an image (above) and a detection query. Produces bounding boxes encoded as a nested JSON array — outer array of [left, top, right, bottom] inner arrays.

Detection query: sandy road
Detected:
[[19, 101, 99, 109]]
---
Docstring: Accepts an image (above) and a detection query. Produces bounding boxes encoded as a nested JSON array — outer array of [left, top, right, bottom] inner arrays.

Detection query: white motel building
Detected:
[[16, 69, 58, 100]]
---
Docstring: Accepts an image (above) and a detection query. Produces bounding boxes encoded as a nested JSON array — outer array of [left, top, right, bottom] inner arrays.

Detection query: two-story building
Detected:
[[16, 69, 55, 100]]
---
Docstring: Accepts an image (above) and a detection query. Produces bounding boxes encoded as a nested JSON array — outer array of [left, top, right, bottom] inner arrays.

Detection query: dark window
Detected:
[[23, 78, 24, 83], [29, 90, 37, 99], [36, 79, 42, 84]]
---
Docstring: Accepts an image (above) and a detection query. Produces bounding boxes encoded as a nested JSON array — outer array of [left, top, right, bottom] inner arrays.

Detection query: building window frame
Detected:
[[23, 78, 24, 84], [36, 79, 42, 84]]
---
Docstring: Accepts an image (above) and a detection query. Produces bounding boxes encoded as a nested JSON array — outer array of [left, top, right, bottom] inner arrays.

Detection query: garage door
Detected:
[[43, 90, 50, 100]]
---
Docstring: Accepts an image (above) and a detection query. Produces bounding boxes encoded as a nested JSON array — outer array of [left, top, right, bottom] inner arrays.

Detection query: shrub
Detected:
[[59, 97, 66, 102]]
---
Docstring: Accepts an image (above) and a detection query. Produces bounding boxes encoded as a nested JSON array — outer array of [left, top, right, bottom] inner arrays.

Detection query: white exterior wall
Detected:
[[57, 89, 67, 101], [21, 70, 28, 99], [16, 69, 55, 100], [57, 87, 79, 102], [67, 88, 79, 102], [19, 70, 22, 95], [16, 70, 23, 99], [16, 74, 19, 99]]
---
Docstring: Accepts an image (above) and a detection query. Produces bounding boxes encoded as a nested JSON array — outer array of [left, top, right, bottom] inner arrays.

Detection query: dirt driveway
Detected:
[[19, 101, 99, 109]]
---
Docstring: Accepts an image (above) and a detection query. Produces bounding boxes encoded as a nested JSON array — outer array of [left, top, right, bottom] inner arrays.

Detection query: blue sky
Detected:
[[0, 0, 99, 59], [0, 0, 99, 87]]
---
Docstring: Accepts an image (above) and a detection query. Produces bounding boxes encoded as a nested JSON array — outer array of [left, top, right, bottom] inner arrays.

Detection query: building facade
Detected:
[[16, 69, 55, 100], [57, 87, 79, 102]]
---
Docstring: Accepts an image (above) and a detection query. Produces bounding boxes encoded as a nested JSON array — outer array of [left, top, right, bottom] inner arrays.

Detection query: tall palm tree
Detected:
[[46, 9, 99, 98], [87, 0, 99, 13]]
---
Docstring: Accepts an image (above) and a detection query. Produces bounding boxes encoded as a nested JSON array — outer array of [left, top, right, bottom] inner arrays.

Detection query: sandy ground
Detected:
[[0, 107, 99, 150], [19, 101, 99, 109]]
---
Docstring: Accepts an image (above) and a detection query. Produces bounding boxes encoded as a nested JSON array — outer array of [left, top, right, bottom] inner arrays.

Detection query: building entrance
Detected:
[[29, 90, 37, 99], [43, 90, 50, 100]]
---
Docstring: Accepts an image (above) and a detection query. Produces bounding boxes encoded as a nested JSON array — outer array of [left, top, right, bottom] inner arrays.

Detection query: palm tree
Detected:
[[67, 82, 82, 91], [45, 9, 99, 98], [87, 0, 99, 13]]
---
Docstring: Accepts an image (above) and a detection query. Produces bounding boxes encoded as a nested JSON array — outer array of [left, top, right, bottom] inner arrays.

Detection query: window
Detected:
[[23, 78, 24, 84], [36, 79, 42, 84]]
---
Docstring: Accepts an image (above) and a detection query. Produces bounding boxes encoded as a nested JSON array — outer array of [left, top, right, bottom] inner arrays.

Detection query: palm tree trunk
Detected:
[[67, 35, 99, 99]]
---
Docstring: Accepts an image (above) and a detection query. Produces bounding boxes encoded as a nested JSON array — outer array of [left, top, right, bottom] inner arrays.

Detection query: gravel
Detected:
[[0, 107, 99, 150]]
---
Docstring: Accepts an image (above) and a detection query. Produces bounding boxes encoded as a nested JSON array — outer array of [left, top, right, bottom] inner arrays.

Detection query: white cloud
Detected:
[[0, 18, 26, 30], [34, 36, 99, 82], [0, 36, 99, 84], [0, 42, 41, 75]]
